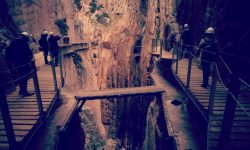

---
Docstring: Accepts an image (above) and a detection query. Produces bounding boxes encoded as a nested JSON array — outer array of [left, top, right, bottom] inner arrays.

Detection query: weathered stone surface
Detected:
[[103, 42, 112, 49], [104, 139, 121, 150]]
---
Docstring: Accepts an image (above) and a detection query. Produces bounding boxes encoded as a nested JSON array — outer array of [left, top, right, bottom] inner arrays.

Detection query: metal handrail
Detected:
[[239, 78, 250, 88], [218, 55, 232, 74], [172, 41, 250, 88]]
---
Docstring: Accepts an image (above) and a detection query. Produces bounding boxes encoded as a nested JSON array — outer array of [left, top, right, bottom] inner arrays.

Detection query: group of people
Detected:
[[38, 31, 60, 66], [5, 31, 61, 97], [180, 24, 218, 89]]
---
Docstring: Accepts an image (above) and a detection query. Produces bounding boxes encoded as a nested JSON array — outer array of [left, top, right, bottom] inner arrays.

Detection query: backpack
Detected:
[[5, 39, 18, 62]]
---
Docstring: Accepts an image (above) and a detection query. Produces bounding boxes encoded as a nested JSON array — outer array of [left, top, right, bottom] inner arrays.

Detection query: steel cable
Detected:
[[0, 60, 33, 74], [0, 69, 36, 87], [215, 65, 250, 118]]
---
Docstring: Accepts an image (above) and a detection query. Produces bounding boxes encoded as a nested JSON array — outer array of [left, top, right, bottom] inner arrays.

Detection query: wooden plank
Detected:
[[0, 130, 28, 137], [209, 132, 250, 141], [0, 115, 39, 120], [0, 124, 32, 131], [172, 59, 250, 149], [6, 101, 51, 105], [0, 58, 61, 150], [0, 136, 8, 142], [74, 86, 165, 100], [0, 120, 36, 125], [210, 120, 250, 127], [0, 143, 9, 149]]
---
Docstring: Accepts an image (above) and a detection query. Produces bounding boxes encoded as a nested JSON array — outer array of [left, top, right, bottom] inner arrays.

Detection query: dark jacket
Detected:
[[38, 34, 49, 50], [5, 36, 33, 76], [48, 35, 60, 57], [199, 37, 218, 62], [181, 28, 193, 45], [6, 37, 33, 65]]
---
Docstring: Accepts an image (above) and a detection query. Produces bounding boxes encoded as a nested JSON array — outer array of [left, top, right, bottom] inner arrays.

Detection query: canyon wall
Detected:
[[0, 0, 174, 148]]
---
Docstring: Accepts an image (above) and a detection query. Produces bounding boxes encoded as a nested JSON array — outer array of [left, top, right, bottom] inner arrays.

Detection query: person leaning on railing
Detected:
[[198, 27, 218, 89]]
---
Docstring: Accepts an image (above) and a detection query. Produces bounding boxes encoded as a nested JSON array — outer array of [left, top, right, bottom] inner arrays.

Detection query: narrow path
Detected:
[[172, 58, 250, 149], [0, 52, 60, 149], [151, 62, 206, 150]]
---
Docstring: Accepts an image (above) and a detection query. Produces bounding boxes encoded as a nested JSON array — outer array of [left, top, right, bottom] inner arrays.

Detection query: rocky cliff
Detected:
[[1, 0, 171, 149], [2, 0, 248, 149]]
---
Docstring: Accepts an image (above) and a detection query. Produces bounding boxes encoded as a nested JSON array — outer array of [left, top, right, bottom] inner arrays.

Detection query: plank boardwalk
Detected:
[[0, 64, 61, 149], [75, 86, 166, 100], [172, 58, 250, 149]]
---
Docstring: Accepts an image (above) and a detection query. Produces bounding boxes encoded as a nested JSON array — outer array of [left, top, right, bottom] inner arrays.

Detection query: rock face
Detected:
[[6, 0, 84, 42], [62, 0, 174, 149], [3, 0, 249, 149], [1, 0, 172, 149]]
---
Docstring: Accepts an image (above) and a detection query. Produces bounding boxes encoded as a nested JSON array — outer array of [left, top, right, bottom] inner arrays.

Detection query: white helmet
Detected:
[[21, 32, 29, 37], [43, 31, 49, 35], [205, 27, 215, 34], [184, 24, 189, 28], [49, 32, 54, 35]]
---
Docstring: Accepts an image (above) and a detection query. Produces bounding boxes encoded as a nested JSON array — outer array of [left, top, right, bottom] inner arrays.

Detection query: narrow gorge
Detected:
[[0, 0, 249, 149]]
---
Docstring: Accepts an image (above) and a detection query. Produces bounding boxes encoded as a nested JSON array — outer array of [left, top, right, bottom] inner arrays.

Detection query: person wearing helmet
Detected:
[[38, 31, 49, 64], [180, 23, 194, 58], [48, 33, 60, 66], [198, 27, 218, 88], [44, 31, 49, 35], [5, 32, 34, 97], [29, 34, 37, 44]]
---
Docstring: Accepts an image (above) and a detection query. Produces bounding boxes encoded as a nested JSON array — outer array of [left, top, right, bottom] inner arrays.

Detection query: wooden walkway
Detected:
[[74, 86, 166, 100], [171, 58, 250, 149], [0, 64, 61, 149]]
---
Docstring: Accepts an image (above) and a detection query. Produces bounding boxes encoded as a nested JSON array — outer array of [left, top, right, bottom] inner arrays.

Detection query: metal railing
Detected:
[[58, 42, 90, 87], [170, 40, 250, 148], [0, 42, 89, 149], [0, 59, 44, 149]]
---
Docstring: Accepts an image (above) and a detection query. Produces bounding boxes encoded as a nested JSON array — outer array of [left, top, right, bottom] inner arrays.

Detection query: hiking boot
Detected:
[[20, 92, 34, 97]]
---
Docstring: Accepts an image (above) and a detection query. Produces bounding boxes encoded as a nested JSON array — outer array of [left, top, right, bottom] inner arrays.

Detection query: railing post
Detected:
[[0, 87, 18, 149], [155, 38, 158, 52], [218, 74, 240, 149], [151, 39, 154, 52], [51, 58, 58, 91], [175, 46, 179, 74], [156, 93, 169, 148], [31, 60, 44, 115], [186, 51, 193, 87], [58, 49, 64, 87], [207, 63, 218, 116], [160, 39, 163, 57], [207, 63, 218, 149], [171, 41, 175, 62]]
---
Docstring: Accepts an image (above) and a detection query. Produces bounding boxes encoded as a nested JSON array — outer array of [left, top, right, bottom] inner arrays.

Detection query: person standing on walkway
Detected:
[[198, 27, 218, 89], [38, 31, 49, 64], [5, 32, 34, 97], [48, 32, 60, 66], [180, 24, 193, 58]]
